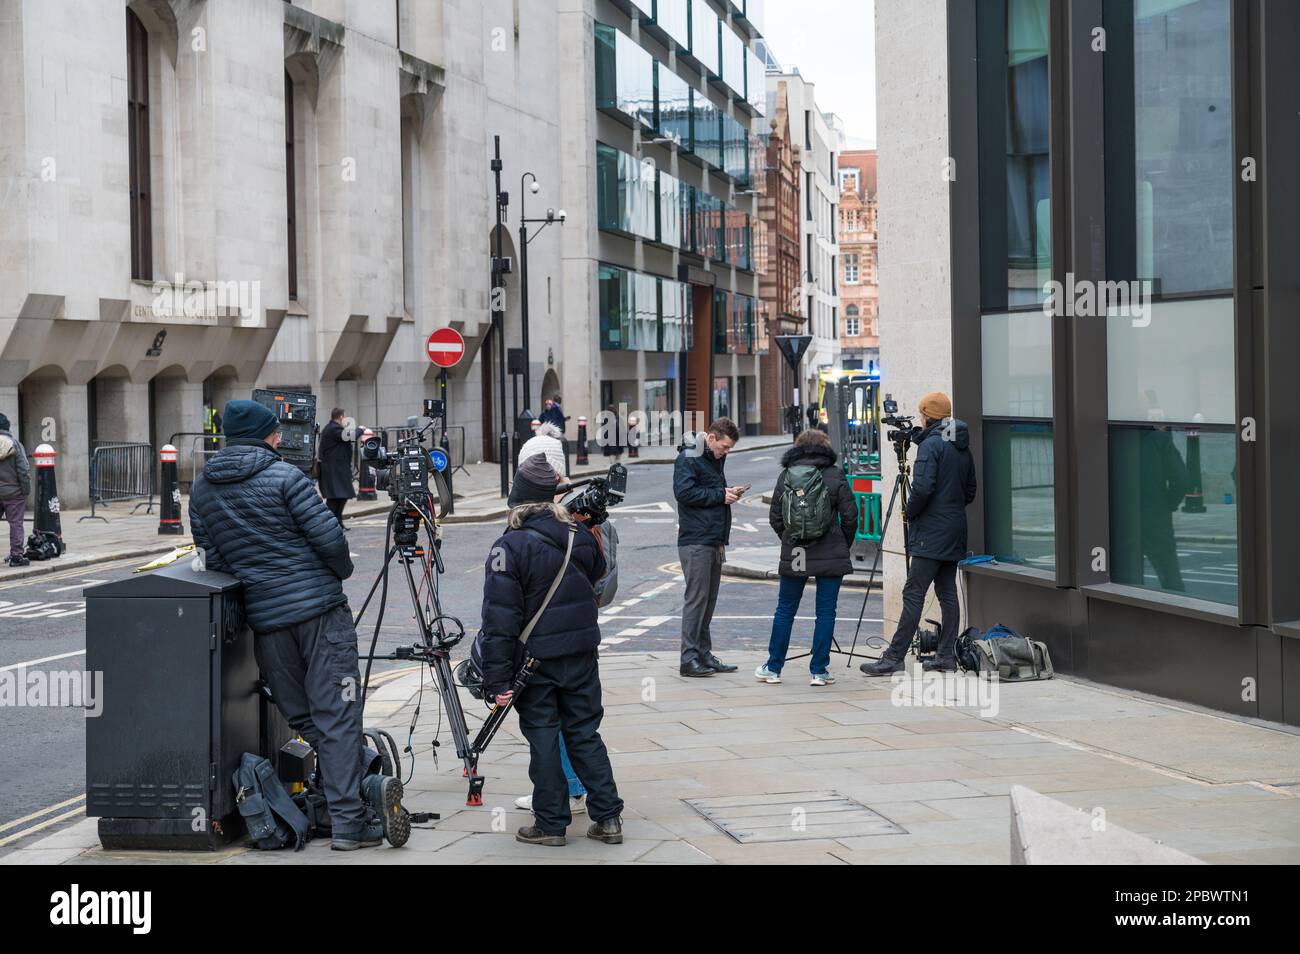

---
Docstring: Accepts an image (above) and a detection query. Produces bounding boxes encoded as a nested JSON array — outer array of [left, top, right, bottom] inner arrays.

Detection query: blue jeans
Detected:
[[558, 734, 586, 798], [765, 575, 843, 675]]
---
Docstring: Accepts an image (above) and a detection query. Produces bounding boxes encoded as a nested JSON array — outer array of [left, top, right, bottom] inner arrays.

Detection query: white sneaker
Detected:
[[755, 664, 782, 684], [810, 672, 836, 686], [515, 794, 588, 814]]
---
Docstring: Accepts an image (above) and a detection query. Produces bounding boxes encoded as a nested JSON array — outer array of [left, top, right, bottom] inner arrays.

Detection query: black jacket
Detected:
[[905, 418, 977, 562], [317, 419, 355, 501], [673, 436, 731, 546], [189, 441, 354, 633], [477, 506, 606, 697], [769, 444, 858, 577]]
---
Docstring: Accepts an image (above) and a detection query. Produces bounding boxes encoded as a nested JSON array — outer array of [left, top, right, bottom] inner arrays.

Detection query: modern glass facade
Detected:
[[711, 289, 758, 354], [599, 263, 693, 353], [595, 23, 655, 130], [644, 0, 690, 52], [656, 62, 693, 150], [721, 112, 750, 182], [983, 420, 1055, 571], [691, 0, 721, 77]]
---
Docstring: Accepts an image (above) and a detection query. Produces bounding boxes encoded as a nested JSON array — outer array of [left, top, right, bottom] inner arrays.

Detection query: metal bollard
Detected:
[[28, 444, 66, 559], [440, 428, 454, 514], [158, 444, 184, 535], [357, 428, 378, 501], [576, 416, 589, 466]]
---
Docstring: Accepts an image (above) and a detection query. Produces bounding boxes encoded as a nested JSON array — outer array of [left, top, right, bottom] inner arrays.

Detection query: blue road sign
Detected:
[[429, 448, 449, 472]]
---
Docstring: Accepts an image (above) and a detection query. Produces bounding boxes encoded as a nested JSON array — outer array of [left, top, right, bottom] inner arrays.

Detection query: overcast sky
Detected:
[[761, 0, 877, 148]]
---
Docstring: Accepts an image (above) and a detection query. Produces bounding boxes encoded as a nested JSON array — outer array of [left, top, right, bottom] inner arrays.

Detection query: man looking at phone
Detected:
[[674, 418, 745, 677]]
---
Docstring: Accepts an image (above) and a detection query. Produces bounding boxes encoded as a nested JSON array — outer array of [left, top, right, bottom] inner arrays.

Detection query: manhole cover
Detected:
[[684, 790, 905, 843]]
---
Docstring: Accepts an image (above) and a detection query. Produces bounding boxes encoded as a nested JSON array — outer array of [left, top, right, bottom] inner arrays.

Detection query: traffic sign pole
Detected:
[[427, 328, 466, 512], [774, 334, 813, 442]]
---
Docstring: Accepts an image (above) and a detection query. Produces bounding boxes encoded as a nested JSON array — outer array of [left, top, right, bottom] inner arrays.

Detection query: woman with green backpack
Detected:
[[757, 428, 860, 686]]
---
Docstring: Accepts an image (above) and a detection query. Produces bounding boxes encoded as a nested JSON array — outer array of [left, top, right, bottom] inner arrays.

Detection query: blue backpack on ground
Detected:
[[955, 623, 1054, 681], [232, 752, 310, 851]]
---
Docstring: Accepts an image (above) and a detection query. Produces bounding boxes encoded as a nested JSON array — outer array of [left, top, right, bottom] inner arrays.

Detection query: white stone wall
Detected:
[[875, 0, 954, 633]]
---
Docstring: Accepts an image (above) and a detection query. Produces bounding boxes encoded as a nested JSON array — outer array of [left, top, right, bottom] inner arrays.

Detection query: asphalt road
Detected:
[[0, 447, 886, 854]]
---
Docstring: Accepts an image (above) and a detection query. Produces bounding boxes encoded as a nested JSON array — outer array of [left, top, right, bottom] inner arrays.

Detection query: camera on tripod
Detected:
[[559, 463, 628, 526], [362, 437, 430, 498], [881, 395, 916, 448]]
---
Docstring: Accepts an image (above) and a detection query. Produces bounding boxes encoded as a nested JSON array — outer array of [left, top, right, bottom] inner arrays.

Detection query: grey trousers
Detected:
[[254, 604, 370, 836], [679, 544, 724, 666]]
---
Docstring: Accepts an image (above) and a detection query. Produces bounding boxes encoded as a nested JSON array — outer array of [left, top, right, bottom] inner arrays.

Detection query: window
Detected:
[[598, 265, 660, 350], [846, 304, 860, 337], [126, 8, 151, 281], [984, 420, 1056, 571], [844, 253, 859, 283], [646, 0, 689, 51], [1104, 0, 1232, 296], [691, 0, 720, 77], [977, 0, 1050, 310], [596, 142, 656, 241], [656, 63, 692, 150], [694, 93, 723, 168], [595, 24, 654, 130], [286, 72, 297, 300], [1109, 424, 1236, 605]]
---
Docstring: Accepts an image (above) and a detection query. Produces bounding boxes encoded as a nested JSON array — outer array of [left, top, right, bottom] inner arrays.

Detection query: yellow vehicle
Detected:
[[815, 368, 882, 542]]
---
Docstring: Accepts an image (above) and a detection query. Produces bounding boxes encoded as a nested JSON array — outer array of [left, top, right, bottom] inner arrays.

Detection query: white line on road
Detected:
[[45, 580, 106, 594], [0, 650, 86, 673], [616, 628, 648, 637]]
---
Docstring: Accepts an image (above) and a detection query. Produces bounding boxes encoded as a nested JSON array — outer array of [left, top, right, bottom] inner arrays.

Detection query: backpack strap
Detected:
[[253, 757, 310, 850]]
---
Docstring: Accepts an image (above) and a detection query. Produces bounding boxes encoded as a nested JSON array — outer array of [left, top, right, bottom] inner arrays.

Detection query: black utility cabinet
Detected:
[[84, 561, 261, 850]]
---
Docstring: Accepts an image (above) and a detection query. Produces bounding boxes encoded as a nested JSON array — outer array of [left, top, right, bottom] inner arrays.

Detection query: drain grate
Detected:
[[685, 790, 905, 844]]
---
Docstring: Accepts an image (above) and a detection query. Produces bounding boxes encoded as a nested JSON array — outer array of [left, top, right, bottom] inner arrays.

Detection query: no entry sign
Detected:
[[426, 328, 466, 368]]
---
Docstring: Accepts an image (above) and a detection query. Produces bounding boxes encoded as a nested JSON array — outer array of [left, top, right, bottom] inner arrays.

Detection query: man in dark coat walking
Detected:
[[759, 429, 859, 684], [477, 463, 624, 847], [861, 391, 977, 676], [189, 400, 408, 850], [317, 407, 355, 525]]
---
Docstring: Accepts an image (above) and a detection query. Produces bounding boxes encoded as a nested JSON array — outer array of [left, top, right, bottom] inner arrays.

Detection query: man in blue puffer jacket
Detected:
[[477, 463, 624, 848], [189, 400, 407, 851]]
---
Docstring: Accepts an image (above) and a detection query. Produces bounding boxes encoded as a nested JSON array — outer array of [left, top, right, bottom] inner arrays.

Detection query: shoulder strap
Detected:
[[519, 526, 575, 646], [253, 758, 311, 850]]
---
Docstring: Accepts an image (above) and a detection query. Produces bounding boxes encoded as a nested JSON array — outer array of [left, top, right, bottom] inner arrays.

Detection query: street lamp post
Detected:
[[518, 171, 565, 422], [491, 136, 510, 496]]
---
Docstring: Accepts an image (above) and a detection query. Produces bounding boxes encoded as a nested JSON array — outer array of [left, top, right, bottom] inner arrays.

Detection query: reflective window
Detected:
[[721, 112, 750, 182], [595, 23, 655, 130], [695, 93, 723, 168], [661, 277, 693, 352], [646, 0, 689, 51], [596, 142, 656, 241], [656, 63, 693, 150], [657, 169, 681, 247], [983, 420, 1056, 572], [679, 182, 696, 253], [1109, 425, 1237, 605], [721, 25, 746, 95], [692, 1, 720, 76], [1104, 0, 1232, 295], [745, 46, 766, 115], [977, 0, 1051, 310], [598, 264, 658, 351]]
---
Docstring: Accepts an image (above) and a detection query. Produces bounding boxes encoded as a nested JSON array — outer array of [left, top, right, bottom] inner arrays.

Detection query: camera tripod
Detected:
[[843, 436, 913, 666], [354, 492, 514, 807]]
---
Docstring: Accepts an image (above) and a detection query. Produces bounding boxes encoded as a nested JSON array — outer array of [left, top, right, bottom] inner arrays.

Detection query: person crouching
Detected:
[[478, 458, 625, 846]]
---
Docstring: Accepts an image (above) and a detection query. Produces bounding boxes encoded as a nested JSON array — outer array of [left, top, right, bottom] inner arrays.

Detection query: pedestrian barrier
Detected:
[[81, 442, 155, 522], [168, 431, 215, 491]]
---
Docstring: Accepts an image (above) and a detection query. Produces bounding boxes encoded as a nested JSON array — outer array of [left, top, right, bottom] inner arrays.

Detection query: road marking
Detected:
[[0, 601, 86, 619], [734, 522, 759, 533], [634, 518, 676, 524], [600, 637, 629, 646], [640, 615, 673, 627], [750, 456, 773, 462], [0, 650, 86, 674], [620, 598, 644, 606], [617, 501, 675, 514], [45, 580, 106, 594], [0, 806, 86, 849], [616, 628, 648, 637], [0, 794, 86, 834], [601, 606, 625, 616]]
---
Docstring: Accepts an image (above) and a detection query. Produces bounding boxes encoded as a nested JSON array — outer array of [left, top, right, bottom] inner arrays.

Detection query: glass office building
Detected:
[[944, 0, 1300, 724]]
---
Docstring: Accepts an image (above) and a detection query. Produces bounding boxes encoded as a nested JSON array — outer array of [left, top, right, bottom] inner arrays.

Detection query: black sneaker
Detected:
[[6, 556, 29, 568], [331, 819, 383, 851], [361, 774, 411, 847], [860, 658, 905, 677], [922, 658, 958, 673], [516, 825, 566, 846], [587, 815, 623, 844]]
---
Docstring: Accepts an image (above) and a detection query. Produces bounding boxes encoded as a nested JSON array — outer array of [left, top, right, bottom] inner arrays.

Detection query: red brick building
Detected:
[[837, 149, 879, 371]]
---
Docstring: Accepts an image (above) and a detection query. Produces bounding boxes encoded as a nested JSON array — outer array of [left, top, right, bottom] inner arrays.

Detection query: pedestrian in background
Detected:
[[0, 412, 32, 568], [317, 407, 355, 527], [757, 429, 858, 686], [673, 417, 745, 677]]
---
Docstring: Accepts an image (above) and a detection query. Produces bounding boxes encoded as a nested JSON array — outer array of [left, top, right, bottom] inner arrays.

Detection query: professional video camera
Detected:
[[557, 463, 628, 526], [360, 400, 450, 505], [881, 394, 917, 450]]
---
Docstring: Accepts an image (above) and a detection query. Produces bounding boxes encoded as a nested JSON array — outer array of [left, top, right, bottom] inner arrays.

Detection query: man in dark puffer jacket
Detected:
[[189, 400, 407, 851], [478, 472, 624, 848]]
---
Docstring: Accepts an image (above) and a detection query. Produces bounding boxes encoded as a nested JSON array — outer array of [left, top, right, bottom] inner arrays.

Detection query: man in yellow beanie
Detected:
[[861, 391, 976, 676]]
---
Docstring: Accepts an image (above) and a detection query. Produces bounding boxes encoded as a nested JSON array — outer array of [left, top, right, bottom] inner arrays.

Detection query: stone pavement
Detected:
[[0, 435, 796, 584], [12, 651, 1300, 865]]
